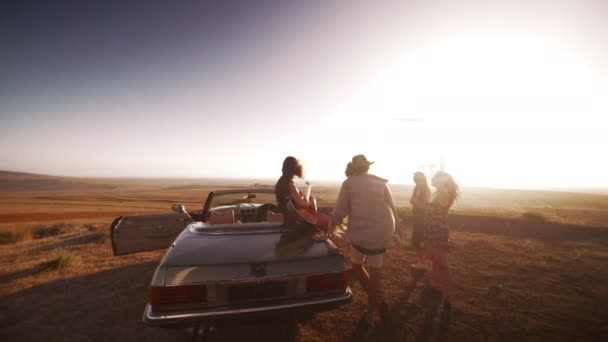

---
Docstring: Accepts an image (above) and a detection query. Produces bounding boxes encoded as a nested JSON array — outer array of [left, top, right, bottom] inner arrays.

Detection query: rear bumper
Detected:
[[143, 288, 352, 326]]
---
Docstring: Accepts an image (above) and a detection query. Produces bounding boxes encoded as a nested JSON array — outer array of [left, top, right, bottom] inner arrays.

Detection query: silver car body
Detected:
[[110, 188, 352, 327]]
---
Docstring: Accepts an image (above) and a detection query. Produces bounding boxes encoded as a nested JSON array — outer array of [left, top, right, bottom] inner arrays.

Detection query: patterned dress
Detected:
[[422, 195, 451, 250]]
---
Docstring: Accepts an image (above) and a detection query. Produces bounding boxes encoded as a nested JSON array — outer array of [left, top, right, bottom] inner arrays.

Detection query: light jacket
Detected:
[[331, 173, 396, 250]]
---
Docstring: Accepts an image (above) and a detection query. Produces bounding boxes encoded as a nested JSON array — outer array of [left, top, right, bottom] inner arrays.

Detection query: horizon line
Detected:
[[2, 169, 608, 194]]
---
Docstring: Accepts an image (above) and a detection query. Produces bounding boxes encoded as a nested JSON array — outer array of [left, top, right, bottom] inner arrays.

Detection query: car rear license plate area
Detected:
[[228, 282, 286, 302]]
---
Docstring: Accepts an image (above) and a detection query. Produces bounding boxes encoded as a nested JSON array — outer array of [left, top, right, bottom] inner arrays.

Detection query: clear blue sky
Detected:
[[1, 0, 607, 189]]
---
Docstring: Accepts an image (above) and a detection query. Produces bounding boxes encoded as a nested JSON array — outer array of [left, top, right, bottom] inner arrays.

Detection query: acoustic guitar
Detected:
[[286, 198, 318, 225]]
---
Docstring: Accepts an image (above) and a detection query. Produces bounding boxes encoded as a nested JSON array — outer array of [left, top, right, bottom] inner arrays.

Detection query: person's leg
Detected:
[[368, 267, 381, 317], [350, 262, 375, 325], [349, 246, 372, 293], [351, 248, 381, 324], [314, 212, 333, 233], [411, 214, 424, 268], [413, 247, 427, 269], [351, 263, 372, 294], [427, 248, 442, 291], [367, 253, 388, 322], [435, 249, 452, 301]]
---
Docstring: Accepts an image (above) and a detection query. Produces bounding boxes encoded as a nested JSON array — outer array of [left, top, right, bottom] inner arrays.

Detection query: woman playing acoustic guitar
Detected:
[[274, 156, 332, 233]]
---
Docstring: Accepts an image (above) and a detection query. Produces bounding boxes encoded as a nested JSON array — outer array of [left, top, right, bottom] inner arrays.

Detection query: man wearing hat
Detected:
[[331, 154, 399, 333]]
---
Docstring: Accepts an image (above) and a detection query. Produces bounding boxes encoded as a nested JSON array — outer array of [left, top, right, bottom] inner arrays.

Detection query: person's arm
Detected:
[[409, 187, 417, 206], [331, 181, 349, 225], [384, 183, 401, 228], [288, 182, 313, 208], [410, 193, 421, 208], [413, 187, 431, 208], [413, 195, 427, 208]]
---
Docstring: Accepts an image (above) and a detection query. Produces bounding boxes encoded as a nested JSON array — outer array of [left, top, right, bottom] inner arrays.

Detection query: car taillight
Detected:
[[306, 272, 348, 293], [149, 285, 207, 305]]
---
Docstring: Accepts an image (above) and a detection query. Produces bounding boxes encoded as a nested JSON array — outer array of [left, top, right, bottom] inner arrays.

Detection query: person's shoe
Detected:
[[353, 311, 375, 341]]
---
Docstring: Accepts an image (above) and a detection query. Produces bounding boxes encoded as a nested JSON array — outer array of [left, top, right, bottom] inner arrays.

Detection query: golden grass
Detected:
[[42, 253, 81, 270], [0, 224, 33, 244]]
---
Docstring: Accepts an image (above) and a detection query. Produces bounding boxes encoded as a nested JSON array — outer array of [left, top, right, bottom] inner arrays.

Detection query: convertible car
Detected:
[[110, 188, 351, 335]]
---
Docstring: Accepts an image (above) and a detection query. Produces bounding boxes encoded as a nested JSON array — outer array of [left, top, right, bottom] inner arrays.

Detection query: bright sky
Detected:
[[1, 1, 607, 189]]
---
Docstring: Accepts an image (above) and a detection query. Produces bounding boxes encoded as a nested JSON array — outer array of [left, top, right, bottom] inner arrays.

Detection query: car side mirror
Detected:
[[172, 203, 187, 214]]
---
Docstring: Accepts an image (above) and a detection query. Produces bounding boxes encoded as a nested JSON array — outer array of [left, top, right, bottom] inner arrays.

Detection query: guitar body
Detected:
[[296, 206, 318, 225], [286, 198, 318, 225]]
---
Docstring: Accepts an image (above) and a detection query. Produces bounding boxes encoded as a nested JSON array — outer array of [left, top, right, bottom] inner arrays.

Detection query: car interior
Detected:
[[207, 204, 283, 225]]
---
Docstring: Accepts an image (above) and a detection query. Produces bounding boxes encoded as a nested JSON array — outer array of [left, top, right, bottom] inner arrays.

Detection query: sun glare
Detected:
[[329, 32, 606, 188]]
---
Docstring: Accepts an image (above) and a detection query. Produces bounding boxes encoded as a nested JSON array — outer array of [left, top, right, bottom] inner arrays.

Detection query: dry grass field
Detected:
[[1, 171, 607, 341]]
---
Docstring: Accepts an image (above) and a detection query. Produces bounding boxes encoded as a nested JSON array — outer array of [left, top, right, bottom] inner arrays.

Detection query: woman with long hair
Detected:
[[423, 170, 458, 311], [410, 171, 431, 270], [274, 156, 332, 231]]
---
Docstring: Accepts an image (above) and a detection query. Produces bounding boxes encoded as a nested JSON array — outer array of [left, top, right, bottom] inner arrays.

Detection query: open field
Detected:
[[1, 171, 608, 341]]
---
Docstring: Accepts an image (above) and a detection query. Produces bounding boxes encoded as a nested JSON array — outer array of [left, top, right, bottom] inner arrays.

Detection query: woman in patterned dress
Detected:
[[422, 171, 459, 309]]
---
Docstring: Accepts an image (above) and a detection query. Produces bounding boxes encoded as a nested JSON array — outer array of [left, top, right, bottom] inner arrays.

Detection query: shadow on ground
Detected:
[[28, 231, 106, 254], [450, 214, 608, 245], [0, 260, 305, 342]]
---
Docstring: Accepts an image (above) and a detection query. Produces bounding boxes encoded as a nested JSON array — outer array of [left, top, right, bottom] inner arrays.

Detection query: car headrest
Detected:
[[208, 210, 235, 224], [266, 211, 284, 223]]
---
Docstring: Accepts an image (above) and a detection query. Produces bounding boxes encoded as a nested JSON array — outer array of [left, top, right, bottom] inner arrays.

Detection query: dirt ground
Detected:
[[1, 174, 608, 341], [2, 216, 607, 341]]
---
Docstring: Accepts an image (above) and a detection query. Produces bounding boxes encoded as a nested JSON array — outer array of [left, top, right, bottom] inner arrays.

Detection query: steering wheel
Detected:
[[256, 203, 280, 222]]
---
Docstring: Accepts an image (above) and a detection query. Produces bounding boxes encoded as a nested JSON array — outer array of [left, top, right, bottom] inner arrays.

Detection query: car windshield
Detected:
[[210, 191, 277, 208]]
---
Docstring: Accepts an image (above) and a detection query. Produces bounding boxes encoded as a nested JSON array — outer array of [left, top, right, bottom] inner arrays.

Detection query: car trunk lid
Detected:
[[161, 228, 347, 285]]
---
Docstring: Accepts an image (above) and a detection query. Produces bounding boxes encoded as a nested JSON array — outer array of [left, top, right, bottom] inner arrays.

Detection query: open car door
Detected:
[[110, 213, 193, 256]]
